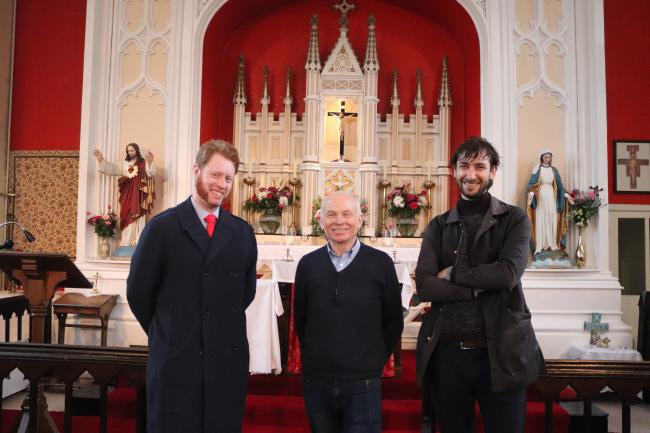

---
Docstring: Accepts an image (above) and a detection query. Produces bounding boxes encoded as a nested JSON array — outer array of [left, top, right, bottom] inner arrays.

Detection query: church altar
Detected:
[[65, 235, 633, 358]]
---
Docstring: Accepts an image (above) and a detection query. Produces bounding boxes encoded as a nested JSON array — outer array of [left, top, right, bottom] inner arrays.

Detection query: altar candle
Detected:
[[383, 164, 387, 179], [247, 161, 252, 176], [292, 163, 297, 177], [426, 163, 431, 181]]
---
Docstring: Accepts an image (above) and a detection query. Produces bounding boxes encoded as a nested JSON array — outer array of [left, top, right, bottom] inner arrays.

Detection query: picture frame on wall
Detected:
[[614, 140, 650, 194]]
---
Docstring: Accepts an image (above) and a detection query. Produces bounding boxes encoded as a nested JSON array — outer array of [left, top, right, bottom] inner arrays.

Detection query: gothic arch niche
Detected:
[[198, 0, 483, 228]]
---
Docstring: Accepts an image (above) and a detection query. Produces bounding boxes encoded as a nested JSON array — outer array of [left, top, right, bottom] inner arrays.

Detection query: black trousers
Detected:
[[426, 343, 527, 433]]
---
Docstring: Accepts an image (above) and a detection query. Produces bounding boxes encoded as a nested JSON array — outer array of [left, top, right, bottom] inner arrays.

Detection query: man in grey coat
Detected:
[[415, 137, 543, 433], [127, 139, 257, 433]]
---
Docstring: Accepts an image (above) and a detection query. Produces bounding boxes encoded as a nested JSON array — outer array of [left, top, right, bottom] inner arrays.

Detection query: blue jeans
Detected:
[[302, 375, 382, 433]]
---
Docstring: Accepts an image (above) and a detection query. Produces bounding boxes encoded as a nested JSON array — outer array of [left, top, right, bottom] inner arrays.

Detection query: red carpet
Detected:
[[2, 351, 570, 432]]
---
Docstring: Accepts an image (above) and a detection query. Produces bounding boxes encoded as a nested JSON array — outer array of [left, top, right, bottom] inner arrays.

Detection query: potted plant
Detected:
[[244, 185, 293, 234], [86, 206, 118, 259], [386, 184, 429, 237]]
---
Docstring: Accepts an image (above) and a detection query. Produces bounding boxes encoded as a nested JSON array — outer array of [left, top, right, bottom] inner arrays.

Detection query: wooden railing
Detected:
[[3, 344, 650, 433], [0, 294, 29, 342], [0, 343, 147, 433], [533, 359, 650, 433]]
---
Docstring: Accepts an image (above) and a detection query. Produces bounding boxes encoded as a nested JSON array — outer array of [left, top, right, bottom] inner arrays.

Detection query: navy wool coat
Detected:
[[127, 197, 257, 433]]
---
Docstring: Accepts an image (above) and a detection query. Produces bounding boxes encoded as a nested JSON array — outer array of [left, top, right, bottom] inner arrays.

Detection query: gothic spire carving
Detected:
[[283, 66, 293, 108], [438, 56, 452, 107], [391, 68, 400, 109], [415, 69, 424, 109], [363, 15, 379, 73], [261, 65, 270, 107], [305, 14, 321, 71], [233, 53, 246, 105]]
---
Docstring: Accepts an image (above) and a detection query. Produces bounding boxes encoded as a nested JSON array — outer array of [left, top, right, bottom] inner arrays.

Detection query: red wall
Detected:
[[200, 0, 480, 156], [10, 0, 86, 151], [605, 0, 650, 204]]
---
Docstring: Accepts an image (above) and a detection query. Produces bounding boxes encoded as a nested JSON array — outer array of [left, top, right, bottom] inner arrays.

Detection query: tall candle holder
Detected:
[[378, 178, 392, 232], [423, 180, 435, 222], [243, 176, 256, 225], [289, 177, 301, 232]]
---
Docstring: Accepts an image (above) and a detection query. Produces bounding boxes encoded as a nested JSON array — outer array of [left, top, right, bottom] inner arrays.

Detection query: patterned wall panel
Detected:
[[8, 151, 79, 258]]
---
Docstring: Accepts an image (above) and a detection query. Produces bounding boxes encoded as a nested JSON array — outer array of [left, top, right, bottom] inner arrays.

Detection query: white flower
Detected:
[[418, 196, 428, 207], [279, 196, 289, 207], [256, 191, 268, 201], [392, 195, 405, 208]]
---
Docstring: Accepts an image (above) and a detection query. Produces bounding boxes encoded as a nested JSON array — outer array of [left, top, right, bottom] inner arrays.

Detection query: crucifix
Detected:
[[583, 312, 609, 346], [327, 101, 357, 161], [617, 144, 649, 189]]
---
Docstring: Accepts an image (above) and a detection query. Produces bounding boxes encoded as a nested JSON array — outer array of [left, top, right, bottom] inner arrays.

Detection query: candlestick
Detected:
[[423, 180, 435, 223], [247, 161, 252, 177], [289, 176, 301, 232], [243, 176, 256, 225], [378, 178, 392, 232]]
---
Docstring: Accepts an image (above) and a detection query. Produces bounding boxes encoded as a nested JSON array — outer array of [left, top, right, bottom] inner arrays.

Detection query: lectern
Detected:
[[0, 252, 92, 433]]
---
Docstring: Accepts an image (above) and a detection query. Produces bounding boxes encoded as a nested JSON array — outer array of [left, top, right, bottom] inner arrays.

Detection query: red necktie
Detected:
[[204, 214, 217, 238]]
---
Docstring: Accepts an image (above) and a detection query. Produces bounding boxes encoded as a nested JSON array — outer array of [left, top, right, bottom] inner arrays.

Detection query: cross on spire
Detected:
[[333, 0, 356, 29]]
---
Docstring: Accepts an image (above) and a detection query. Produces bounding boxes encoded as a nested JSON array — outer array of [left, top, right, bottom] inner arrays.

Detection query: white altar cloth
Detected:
[[271, 260, 414, 309], [564, 344, 643, 361], [245, 280, 284, 374]]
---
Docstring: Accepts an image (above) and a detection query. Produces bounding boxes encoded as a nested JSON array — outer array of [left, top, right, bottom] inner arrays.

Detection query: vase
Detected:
[[575, 225, 586, 268], [396, 217, 419, 237], [98, 237, 111, 260], [259, 209, 282, 234]]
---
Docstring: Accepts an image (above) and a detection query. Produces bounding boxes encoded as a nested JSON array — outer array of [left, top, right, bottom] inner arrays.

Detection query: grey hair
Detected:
[[320, 191, 362, 217]]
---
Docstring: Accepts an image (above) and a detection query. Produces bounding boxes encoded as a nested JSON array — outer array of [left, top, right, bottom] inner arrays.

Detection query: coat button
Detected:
[[232, 346, 240, 352], [426, 336, 432, 342], [203, 272, 211, 278], [232, 308, 239, 314], [199, 350, 204, 356], [229, 272, 238, 278], [205, 311, 211, 316]]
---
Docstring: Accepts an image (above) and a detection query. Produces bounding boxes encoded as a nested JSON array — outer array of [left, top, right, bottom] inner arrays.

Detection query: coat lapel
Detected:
[[177, 198, 210, 256]]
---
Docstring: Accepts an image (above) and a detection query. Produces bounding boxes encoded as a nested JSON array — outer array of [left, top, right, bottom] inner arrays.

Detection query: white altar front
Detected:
[[65, 238, 632, 359]]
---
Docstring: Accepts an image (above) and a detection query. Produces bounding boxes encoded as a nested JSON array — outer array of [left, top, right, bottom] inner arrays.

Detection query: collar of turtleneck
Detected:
[[457, 192, 491, 217]]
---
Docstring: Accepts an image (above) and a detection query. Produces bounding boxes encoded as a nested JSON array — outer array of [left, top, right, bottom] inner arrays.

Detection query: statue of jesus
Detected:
[[93, 142, 156, 250]]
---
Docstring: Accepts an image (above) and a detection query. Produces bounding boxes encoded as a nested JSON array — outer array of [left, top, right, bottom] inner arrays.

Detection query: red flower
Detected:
[[266, 193, 273, 199], [409, 202, 418, 210]]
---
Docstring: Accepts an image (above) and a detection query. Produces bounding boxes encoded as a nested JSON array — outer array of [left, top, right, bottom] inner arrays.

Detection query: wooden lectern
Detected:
[[0, 252, 92, 433]]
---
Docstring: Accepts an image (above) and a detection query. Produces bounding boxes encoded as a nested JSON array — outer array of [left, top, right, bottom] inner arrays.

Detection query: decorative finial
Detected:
[[306, 14, 321, 71], [438, 56, 452, 107], [391, 68, 400, 109], [261, 65, 270, 107], [283, 66, 293, 107], [333, 0, 356, 30], [364, 14, 379, 72], [233, 53, 246, 105], [414, 68, 424, 109]]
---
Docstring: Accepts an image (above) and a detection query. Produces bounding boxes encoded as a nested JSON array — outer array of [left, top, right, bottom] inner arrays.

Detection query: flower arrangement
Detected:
[[86, 206, 118, 238], [386, 184, 429, 219], [310, 195, 369, 236], [243, 185, 294, 214], [567, 186, 603, 226]]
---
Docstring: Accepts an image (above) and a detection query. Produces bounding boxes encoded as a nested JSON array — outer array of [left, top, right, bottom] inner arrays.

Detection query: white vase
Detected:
[[98, 237, 111, 260]]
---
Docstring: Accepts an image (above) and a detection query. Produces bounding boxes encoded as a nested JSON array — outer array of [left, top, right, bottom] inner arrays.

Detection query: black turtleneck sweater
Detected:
[[439, 192, 491, 336]]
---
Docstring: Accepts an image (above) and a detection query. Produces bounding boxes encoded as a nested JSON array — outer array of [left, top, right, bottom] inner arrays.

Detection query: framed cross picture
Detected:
[[614, 140, 650, 193]]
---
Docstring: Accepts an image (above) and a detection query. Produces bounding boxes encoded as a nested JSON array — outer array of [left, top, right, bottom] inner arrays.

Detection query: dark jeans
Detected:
[[426, 343, 527, 433], [302, 375, 382, 433]]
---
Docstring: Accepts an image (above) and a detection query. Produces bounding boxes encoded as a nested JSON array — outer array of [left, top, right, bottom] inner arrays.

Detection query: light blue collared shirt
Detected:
[[326, 238, 361, 272], [190, 195, 220, 228]]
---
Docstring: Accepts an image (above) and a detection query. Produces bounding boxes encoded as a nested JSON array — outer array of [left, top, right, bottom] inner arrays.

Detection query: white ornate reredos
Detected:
[[228, 5, 454, 235]]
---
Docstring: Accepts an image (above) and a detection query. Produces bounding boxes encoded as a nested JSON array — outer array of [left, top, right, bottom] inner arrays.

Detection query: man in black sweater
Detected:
[[294, 191, 404, 433], [415, 137, 542, 433]]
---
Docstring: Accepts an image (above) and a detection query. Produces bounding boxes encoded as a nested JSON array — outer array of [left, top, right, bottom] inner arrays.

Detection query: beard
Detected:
[[195, 176, 226, 208], [458, 178, 493, 199]]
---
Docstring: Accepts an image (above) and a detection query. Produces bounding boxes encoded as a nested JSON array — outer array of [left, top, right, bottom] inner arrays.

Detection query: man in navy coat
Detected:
[[127, 139, 258, 433]]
